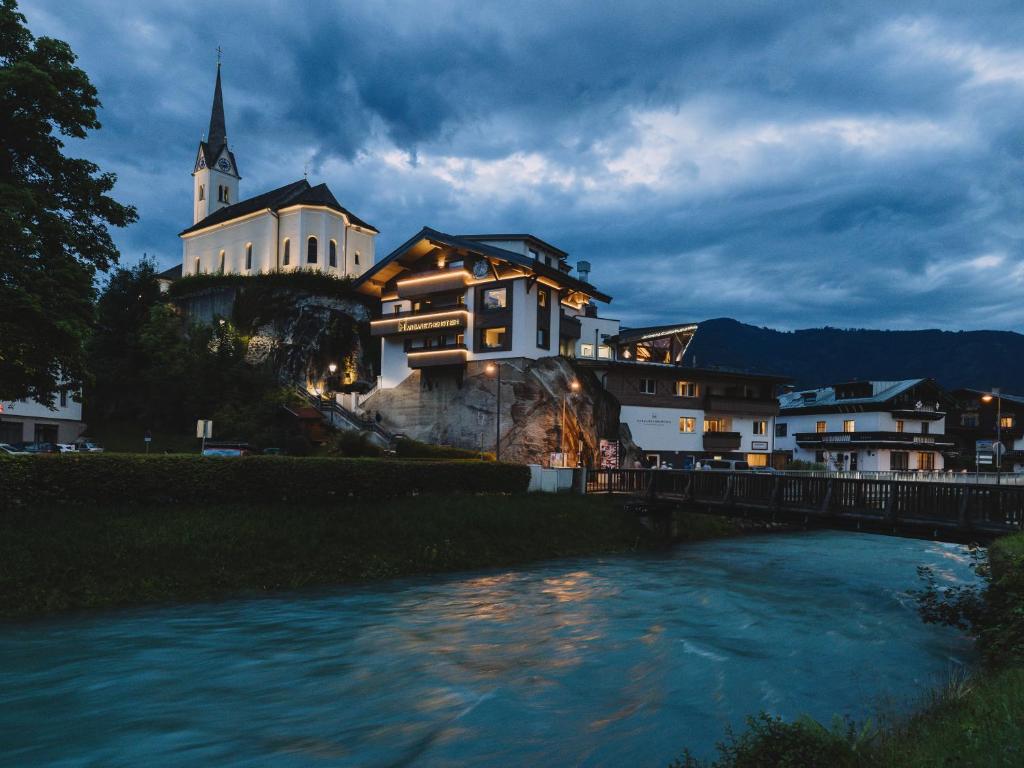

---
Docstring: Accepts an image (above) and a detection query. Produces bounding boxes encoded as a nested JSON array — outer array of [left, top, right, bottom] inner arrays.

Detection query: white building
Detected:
[[574, 321, 787, 468], [179, 65, 377, 277], [355, 229, 610, 389], [774, 379, 953, 471], [0, 391, 84, 445]]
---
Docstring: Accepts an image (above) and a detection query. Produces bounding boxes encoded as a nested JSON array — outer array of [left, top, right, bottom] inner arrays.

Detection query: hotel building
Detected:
[[355, 228, 610, 388], [574, 321, 788, 467], [774, 379, 954, 471]]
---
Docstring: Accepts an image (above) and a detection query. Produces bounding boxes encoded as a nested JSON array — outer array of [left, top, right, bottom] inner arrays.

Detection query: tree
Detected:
[[0, 0, 136, 403]]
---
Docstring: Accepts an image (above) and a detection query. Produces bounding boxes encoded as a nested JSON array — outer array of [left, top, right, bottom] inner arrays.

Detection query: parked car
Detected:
[[0, 443, 29, 456], [57, 443, 76, 453], [202, 442, 253, 457], [702, 459, 751, 471], [72, 439, 104, 453], [18, 442, 61, 454]]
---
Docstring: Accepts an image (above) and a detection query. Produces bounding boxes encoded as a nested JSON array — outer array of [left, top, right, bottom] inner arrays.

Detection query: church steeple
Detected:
[[207, 63, 227, 153], [192, 57, 239, 225]]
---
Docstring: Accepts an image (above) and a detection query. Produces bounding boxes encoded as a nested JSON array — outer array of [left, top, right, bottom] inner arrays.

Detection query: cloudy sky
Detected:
[[23, 1, 1024, 330]]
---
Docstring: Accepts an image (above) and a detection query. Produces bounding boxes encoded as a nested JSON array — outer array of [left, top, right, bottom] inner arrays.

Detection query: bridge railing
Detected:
[[585, 469, 1024, 533]]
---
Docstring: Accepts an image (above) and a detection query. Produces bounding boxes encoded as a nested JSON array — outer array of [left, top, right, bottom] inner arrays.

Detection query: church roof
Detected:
[[179, 179, 378, 236], [196, 65, 237, 173]]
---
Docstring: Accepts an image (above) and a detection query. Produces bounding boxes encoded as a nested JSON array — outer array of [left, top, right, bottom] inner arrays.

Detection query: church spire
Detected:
[[207, 60, 227, 152]]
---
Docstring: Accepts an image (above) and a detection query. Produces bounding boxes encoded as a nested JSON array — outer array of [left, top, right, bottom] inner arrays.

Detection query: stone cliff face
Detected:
[[174, 287, 376, 388], [362, 357, 622, 466]]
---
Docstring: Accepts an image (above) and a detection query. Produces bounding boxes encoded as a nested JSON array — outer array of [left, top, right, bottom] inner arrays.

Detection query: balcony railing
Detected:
[[795, 431, 955, 449], [703, 431, 742, 452], [370, 308, 468, 337], [406, 344, 469, 369]]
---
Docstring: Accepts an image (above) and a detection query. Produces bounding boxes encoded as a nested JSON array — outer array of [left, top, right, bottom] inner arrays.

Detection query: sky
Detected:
[[22, 1, 1024, 331]]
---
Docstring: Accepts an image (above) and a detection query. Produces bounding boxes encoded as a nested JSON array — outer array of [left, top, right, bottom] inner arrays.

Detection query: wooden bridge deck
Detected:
[[586, 469, 1024, 541]]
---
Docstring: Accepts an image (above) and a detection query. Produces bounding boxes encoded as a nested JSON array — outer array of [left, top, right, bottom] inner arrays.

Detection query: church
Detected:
[[179, 65, 378, 277]]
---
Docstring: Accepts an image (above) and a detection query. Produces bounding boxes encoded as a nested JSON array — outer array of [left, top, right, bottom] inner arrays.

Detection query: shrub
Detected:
[[1, 455, 530, 510], [393, 437, 491, 460], [328, 430, 385, 458], [166, 269, 360, 302]]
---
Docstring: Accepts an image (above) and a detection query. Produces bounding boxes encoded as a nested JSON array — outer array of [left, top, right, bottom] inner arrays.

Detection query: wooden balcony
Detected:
[[703, 431, 742, 452], [704, 395, 779, 417], [370, 309, 468, 337], [795, 431, 955, 450], [395, 269, 471, 299], [406, 344, 469, 369]]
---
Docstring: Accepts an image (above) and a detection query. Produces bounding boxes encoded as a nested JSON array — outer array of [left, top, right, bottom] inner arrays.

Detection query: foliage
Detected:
[[0, 494, 682, 616], [327, 430, 385, 457], [670, 714, 871, 768], [166, 269, 362, 304], [912, 536, 1024, 665], [394, 436, 491, 460], [0, 0, 136, 403], [1, 454, 531, 511]]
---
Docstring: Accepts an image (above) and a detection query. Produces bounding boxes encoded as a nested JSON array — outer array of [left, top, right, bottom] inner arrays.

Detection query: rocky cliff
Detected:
[[362, 357, 623, 465]]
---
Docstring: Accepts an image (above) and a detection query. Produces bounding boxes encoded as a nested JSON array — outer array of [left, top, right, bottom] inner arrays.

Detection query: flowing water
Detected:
[[0, 531, 979, 767]]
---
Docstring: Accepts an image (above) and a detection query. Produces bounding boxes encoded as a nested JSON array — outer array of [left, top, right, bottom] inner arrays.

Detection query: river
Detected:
[[0, 531, 978, 767]]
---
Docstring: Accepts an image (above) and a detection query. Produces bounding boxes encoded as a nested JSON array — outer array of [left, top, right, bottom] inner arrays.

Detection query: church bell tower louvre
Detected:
[[192, 60, 240, 224]]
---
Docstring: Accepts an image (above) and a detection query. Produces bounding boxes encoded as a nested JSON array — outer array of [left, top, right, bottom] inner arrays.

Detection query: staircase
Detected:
[[295, 387, 393, 445]]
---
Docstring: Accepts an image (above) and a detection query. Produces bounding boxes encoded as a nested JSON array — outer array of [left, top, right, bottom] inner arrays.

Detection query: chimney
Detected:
[[576, 260, 591, 282]]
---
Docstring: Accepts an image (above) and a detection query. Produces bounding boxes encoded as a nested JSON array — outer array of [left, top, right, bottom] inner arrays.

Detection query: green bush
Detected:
[[166, 269, 360, 302], [394, 437, 491, 460], [328, 430, 385, 458], [1, 455, 530, 510]]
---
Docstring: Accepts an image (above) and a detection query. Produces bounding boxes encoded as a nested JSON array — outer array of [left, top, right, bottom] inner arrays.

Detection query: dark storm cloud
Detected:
[[22, 0, 1024, 329]]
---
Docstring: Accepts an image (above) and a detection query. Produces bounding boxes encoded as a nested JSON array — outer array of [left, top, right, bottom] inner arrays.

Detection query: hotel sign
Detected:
[[397, 317, 462, 333]]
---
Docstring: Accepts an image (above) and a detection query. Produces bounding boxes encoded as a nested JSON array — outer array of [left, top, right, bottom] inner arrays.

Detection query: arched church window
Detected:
[[198, 185, 204, 201], [245, 243, 252, 271], [307, 236, 318, 265], [194, 257, 200, 275], [354, 252, 360, 265], [218, 250, 226, 274], [283, 239, 290, 266], [329, 240, 337, 268], [223, 187, 229, 204]]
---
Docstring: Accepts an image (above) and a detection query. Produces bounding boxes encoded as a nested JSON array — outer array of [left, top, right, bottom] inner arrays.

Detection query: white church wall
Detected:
[[183, 214, 274, 275], [347, 227, 375, 277]]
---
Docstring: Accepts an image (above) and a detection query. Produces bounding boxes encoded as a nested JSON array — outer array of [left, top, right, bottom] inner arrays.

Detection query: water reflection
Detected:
[[0, 531, 977, 767]]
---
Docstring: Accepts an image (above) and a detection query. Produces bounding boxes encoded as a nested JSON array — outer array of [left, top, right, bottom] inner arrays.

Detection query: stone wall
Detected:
[[362, 356, 623, 466]]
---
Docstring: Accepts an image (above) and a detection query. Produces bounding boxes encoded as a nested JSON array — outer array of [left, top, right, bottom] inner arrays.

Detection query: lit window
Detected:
[[456, 333, 465, 345], [580, 343, 595, 357], [481, 287, 508, 311], [481, 327, 507, 350], [639, 378, 656, 395], [679, 417, 696, 433], [245, 243, 252, 271], [537, 289, 547, 308], [918, 452, 935, 471], [896, 419, 904, 433], [636, 345, 651, 361], [753, 420, 767, 435], [746, 454, 768, 467], [816, 421, 827, 433], [675, 381, 699, 397], [597, 345, 611, 359], [283, 239, 291, 266], [1001, 416, 1015, 429], [307, 237, 318, 265], [843, 420, 855, 433], [329, 240, 337, 268], [705, 418, 725, 433], [775, 422, 788, 437]]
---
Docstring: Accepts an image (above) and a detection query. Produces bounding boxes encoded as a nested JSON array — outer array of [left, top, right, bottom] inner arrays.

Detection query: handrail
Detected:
[[296, 387, 393, 442]]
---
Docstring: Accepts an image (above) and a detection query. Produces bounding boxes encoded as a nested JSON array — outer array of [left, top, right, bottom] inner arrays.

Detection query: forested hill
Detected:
[[683, 318, 1024, 392]]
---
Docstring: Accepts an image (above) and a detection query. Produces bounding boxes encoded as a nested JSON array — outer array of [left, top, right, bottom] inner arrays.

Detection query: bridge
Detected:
[[585, 469, 1024, 542]]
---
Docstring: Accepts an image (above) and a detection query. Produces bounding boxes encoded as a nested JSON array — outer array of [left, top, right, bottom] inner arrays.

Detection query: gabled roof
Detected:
[[779, 379, 928, 410], [611, 323, 700, 344], [353, 226, 611, 302], [179, 179, 378, 236], [952, 388, 1024, 407], [459, 233, 568, 259], [156, 264, 182, 281]]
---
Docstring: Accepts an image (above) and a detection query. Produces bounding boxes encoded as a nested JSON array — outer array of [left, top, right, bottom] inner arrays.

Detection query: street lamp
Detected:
[[561, 379, 581, 467], [981, 388, 1002, 485], [486, 362, 501, 461]]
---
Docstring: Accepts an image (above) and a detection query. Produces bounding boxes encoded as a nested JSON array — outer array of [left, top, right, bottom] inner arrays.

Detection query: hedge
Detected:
[[0, 455, 530, 510]]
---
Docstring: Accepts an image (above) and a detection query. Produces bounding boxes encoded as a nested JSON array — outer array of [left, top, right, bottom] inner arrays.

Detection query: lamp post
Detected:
[[561, 379, 581, 467], [486, 362, 502, 461], [981, 388, 1002, 485]]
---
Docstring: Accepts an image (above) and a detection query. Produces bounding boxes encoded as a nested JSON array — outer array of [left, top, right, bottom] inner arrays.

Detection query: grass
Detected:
[[0, 494, 736, 618]]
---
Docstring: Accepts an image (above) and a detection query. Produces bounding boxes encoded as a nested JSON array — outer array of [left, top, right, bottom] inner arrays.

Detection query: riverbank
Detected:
[[672, 530, 1024, 768], [0, 494, 737, 618]]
